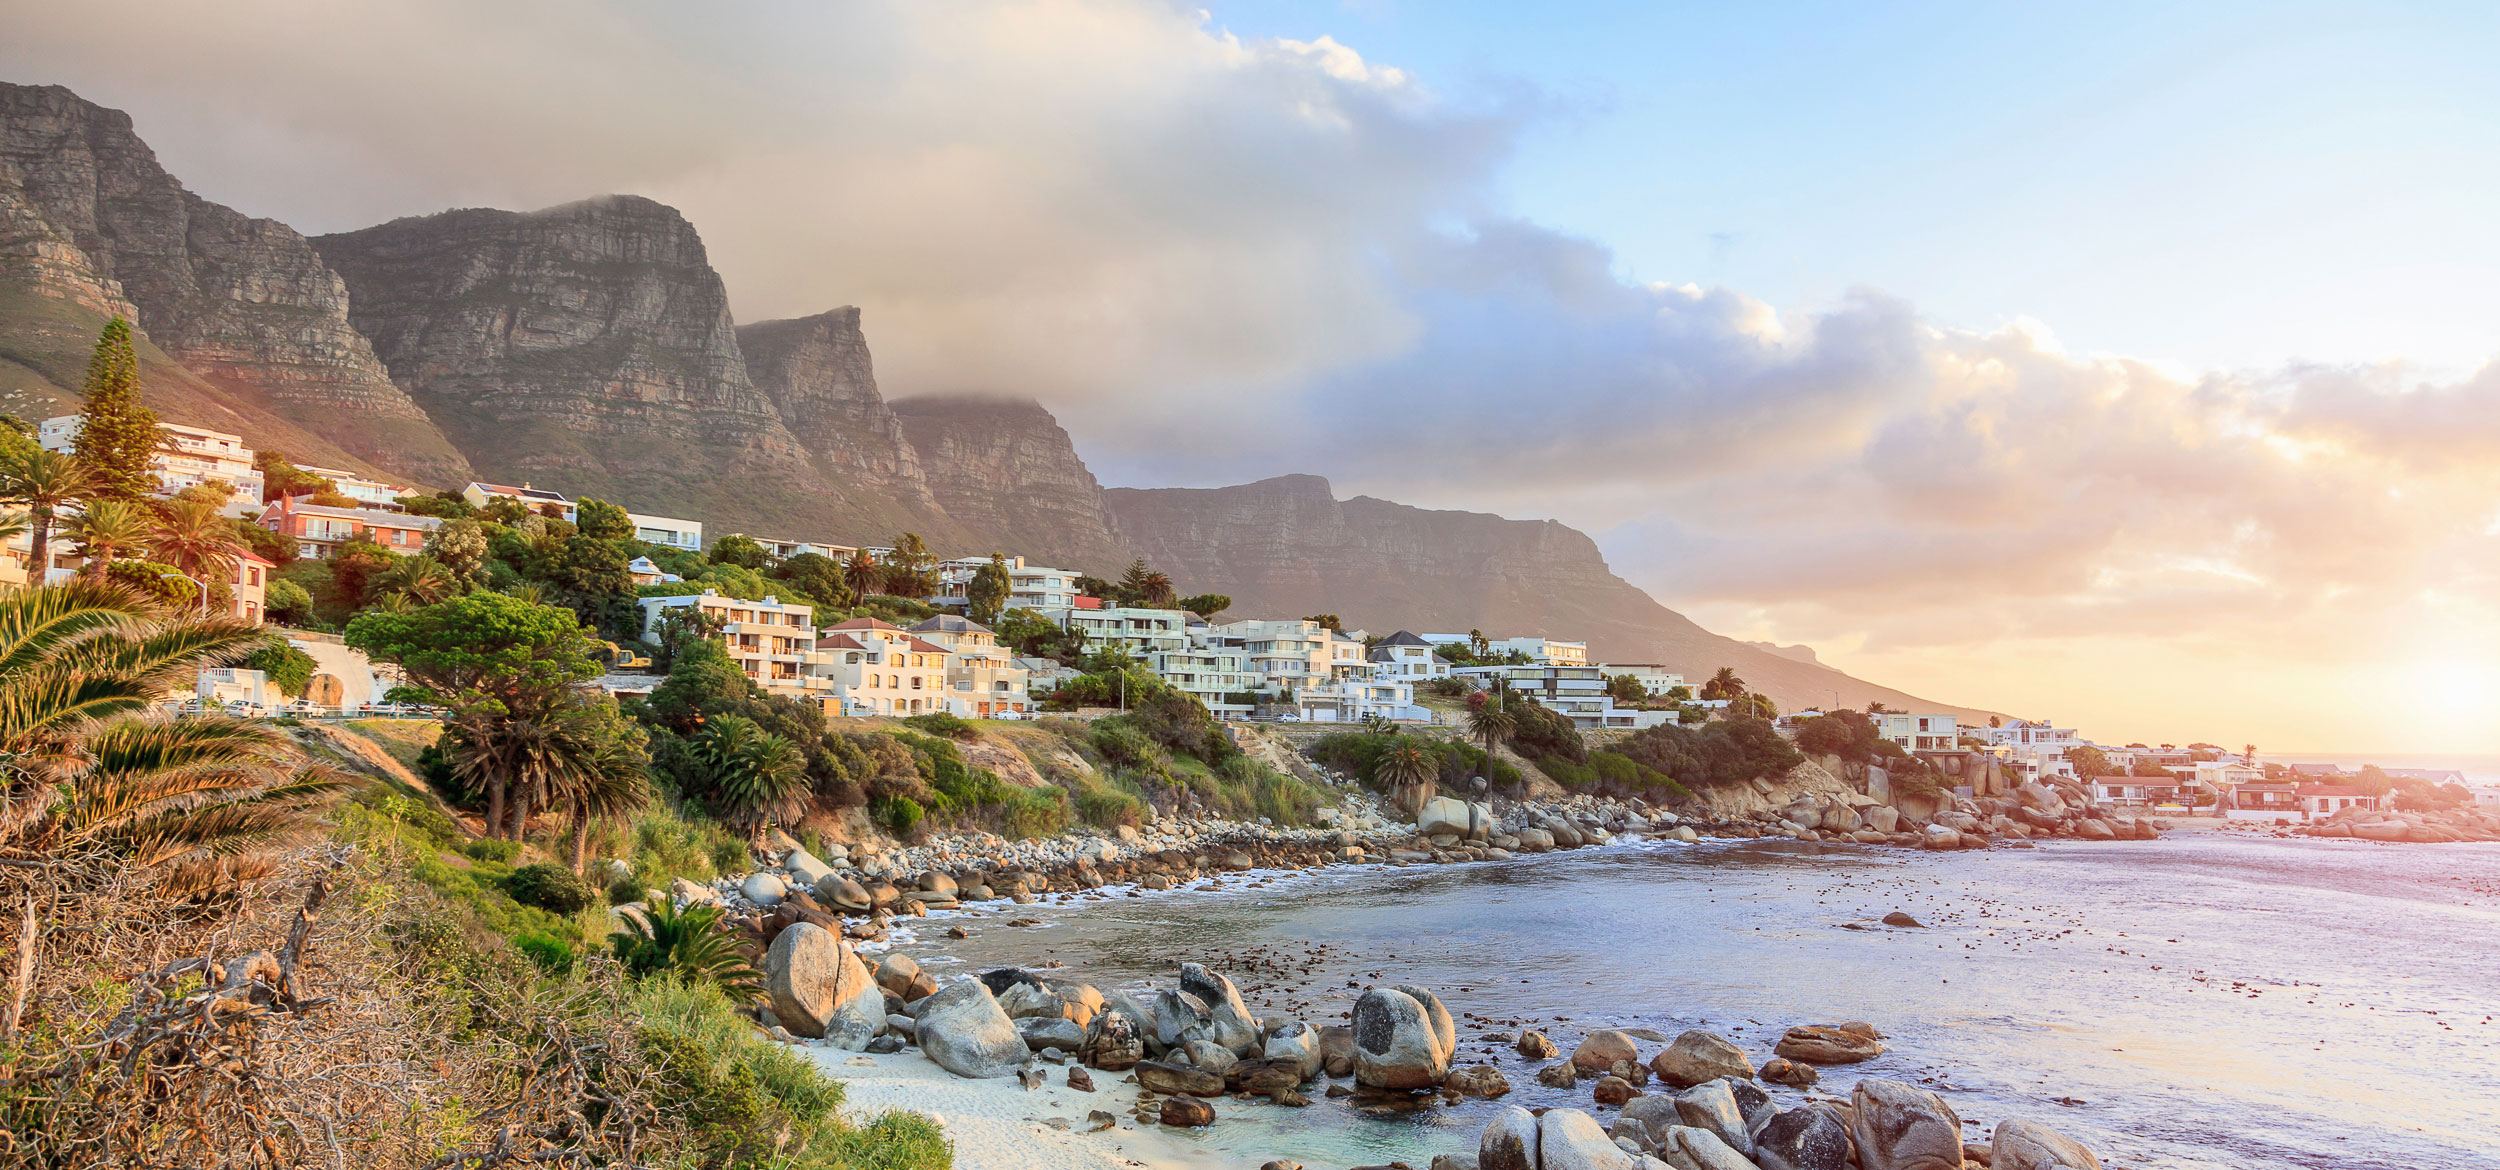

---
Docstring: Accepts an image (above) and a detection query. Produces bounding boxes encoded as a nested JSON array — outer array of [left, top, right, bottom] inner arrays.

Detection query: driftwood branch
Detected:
[[0, 894, 31, 1038]]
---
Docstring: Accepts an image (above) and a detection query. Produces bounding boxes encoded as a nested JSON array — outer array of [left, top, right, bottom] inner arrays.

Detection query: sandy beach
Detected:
[[810, 1048, 1215, 1170]]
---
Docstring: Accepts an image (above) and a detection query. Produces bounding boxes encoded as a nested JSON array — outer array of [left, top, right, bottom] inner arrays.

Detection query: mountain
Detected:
[[735, 309, 970, 545], [313, 196, 865, 537], [891, 395, 1130, 571], [1105, 475, 1987, 717], [0, 82, 466, 483]]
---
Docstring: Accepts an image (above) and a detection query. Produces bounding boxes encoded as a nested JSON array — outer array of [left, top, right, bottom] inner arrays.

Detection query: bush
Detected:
[[512, 931, 576, 974], [877, 796, 925, 838], [1614, 717, 1803, 793], [607, 872, 645, 905], [463, 837, 523, 863], [903, 711, 976, 739], [996, 787, 1069, 839], [505, 863, 596, 916]]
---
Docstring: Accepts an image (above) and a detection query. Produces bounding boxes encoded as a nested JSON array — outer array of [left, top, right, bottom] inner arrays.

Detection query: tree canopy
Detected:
[[72, 318, 161, 502]]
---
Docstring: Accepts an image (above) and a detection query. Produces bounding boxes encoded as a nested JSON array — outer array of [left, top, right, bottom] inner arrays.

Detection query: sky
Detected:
[[6, 0, 2500, 754]]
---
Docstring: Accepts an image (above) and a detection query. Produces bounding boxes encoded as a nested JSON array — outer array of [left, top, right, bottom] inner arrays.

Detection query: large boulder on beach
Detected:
[[1352, 985, 1457, 1090], [998, 979, 1103, 1029], [1480, 1106, 1543, 1170], [1537, 1108, 1638, 1170], [1991, 1119, 2103, 1170], [1137, 1059, 1226, 1097], [1612, 1095, 1682, 1152], [1851, 1078, 1964, 1170], [1755, 1106, 1852, 1170], [817, 874, 871, 912], [783, 849, 834, 888], [1178, 962, 1262, 1053], [1017, 1016, 1087, 1053], [1774, 1023, 1885, 1064], [913, 980, 1029, 1078], [1649, 1030, 1755, 1088], [742, 872, 788, 906], [1420, 797, 1474, 837], [1660, 1126, 1758, 1170], [1148, 989, 1214, 1050], [1514, 827, 1556, 851], [1671, 1080, 1754, 1157], [1078, 1007, 1144, 1070], [1570, 1029, 1640, 1075], [763, 922, 882, 1043], [1261, 1018, 1323, 1080]]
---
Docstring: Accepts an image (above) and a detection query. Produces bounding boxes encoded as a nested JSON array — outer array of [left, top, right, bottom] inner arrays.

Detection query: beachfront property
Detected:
[[1598, 663, 1687, 697], [1420, 632, 1589, 666], [1009, 563, 1087, 611], [1061, 605, 1192, 658], [1876, 712, 1961, 752], [640, 591, 818, 694], [1204, 618, 1360, 693], [907, 615, 1031, 717], [1296, 677, 1431, 723], [743, 535, 860, 562], [1368, 631, 1453, 686], [2092, 776, 2184, 805], [260, 498, 443, 559], [627, 512, 704, 551], [40, 415, 265, 499], [295, 464, 418, 507], [2298, 784, 2383, 817], [461, 481, 576, 521], [1150, 645, 1259, 716], [810, 617, 951, 715], [1450, 662, 1670, 729]]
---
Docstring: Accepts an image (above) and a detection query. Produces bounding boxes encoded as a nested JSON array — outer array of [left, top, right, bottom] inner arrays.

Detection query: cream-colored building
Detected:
[[811, 617, 952, 716], [640, 591, 819, 694], [907, 614, 1030, 717], [41, 415, 264, 498]]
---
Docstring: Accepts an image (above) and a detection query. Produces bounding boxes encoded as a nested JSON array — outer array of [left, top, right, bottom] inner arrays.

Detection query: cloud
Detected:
[[11, 0, 2500, 746]]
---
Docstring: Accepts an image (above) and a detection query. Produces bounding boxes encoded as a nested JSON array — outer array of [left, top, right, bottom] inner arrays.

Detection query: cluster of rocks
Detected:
[[1763, 780, 2162, 851], [1470, 1076, 2102, 1170], [2296, 804, 2500, 843]]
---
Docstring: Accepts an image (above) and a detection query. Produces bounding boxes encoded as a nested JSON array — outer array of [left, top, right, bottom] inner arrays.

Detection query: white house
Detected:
[[1367, 631, 1452, 686], [1875, 712, 1961, 752], [744, 535, 860, 563], [625, 512, 703, 551], [810, 617, 951, 715], [1297, 678, 1431, 723], [42, 415, 264, 499], [1059, 605, 1192, 658], [1150, 645, 1258, 716], [1450, 663, 1670, 730], [908, 614, 1030, 717], [1599, 663, 1687, 698], [1007, 563, 1087, 611], [463, 481, 576, 522], [296, 463, 416, 507]]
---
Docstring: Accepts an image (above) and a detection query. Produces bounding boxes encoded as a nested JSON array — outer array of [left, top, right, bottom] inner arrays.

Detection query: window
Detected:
[[910, 676, 922, 689]]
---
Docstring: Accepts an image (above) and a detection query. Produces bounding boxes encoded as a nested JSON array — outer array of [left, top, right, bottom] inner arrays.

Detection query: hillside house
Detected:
[[259, 499, 442, 559], [908, 614, 1030, 717], [640, 591, 818, 695], [811, 617, 950, 716]]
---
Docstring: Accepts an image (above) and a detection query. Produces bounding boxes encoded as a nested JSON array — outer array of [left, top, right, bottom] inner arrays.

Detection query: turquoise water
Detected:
[[892, 835, 2500, 1169]]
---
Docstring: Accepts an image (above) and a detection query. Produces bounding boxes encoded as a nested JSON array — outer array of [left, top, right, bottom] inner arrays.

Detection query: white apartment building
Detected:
[[1876, 712, 1962, 752], [1150, 645, 1259, 716], [1059, 605, 1191, 658], [1296, 678, 1431, 723], [627, 511, 703, 551], [641, 591, 818, 695], [908, 615, 1030, 717], [1599, 663, 1686, 697], [1207, 618, 1343, 694], [1492, 637, 1588, 667], [1451, 663, 1670, 730], [744, 535, 859, 563], [1010, 563, 1086, 611], [463, 481, 576, 522], [1367, 631, 1452, 686], [1979, 720, 2082, 752], [810, 617, 951, 716], [297, 464, 416, 507], [41, 415, 264, 498]]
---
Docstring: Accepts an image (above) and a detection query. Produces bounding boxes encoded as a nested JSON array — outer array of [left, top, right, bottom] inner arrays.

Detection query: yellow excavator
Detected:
[[599, 640, 652, 670]]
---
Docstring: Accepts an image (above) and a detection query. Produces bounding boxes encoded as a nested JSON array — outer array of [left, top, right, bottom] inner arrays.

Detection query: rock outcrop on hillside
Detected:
[[736, 308, 970, 543], [314, 196, 861, 534], [1106, 475, 1985, 716], [0, 82, 468, 483], [891, 394, 1129, 572]]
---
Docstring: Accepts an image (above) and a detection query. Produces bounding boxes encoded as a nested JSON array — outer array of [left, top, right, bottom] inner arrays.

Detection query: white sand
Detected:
[[808, 1048, 1232, 1170]]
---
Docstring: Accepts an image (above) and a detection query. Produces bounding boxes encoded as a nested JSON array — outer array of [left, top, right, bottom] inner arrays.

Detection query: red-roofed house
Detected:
[[809, 618, 952, 716]]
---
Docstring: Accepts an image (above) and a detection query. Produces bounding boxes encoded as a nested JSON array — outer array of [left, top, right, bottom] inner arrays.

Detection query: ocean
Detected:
[[887, 833, 2500, 1170]]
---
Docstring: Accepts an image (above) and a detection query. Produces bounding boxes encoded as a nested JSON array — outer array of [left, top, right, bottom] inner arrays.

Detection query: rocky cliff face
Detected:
[[315, 196, 862, 535], [891, 394, 1129, 571], [737, 309, 968, 543], [0, 83, 467, 483], [1106, 475, 1984, 717]]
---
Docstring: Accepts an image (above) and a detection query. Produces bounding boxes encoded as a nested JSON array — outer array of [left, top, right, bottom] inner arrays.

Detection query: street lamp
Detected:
[[160, 571, 212, 618]]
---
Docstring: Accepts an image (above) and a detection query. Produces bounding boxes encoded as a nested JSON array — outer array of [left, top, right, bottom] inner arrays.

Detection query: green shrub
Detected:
[[505, 863, 596, 915], [607, 872, 645, 905], [463, 837, 523, 863], [903, 711, 976, 739], [513, 931, 576, 974], [996, 787, 1068, 839], [877, 796, 925, 838]]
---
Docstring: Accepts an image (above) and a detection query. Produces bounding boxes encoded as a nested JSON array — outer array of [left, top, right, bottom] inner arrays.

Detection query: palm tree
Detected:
[[691, 715, 807, 841], [1467, 629, 1488, 659], [843, 548, 883, 598], [373, 554, 458, 606], [63, 499, 152, 580], [552, 704, 651, 874], [501, 580, 556, 607], [1702, 666, 1745, 702], [0, 580, 340, 888], [149, 495, 246, 585], [1467, 692, 1516, 761], [1362, 713, 1398, 736], [1, 448, 95, 579], [610, 900, 764, 996]]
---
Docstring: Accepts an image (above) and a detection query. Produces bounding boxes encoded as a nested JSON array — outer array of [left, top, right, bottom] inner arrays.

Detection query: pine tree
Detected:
[[72, 318, 162, 502]]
